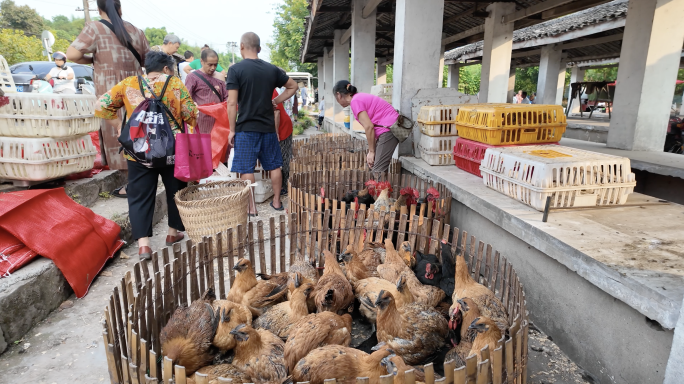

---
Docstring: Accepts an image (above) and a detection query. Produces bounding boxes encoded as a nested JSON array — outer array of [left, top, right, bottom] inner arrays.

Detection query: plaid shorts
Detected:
[[231, 131, 283, 173]]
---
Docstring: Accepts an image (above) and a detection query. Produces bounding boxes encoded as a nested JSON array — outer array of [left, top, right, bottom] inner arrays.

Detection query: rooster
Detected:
[[393, 187, 419, 212], [373, 188, 392, 212], [417, 187, 443, 218]]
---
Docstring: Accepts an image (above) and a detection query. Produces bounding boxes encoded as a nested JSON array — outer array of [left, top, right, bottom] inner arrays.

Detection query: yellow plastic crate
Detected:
[[455, 103, 566, 145], [417, 105, 460, 136]]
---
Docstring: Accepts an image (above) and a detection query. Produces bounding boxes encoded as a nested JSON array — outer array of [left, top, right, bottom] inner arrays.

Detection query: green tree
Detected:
[[0, 28, 44, 64], [0, 0, 44, 36], [145, 27, 168, 47], [459, 65, 481, 95], [268, 0, 316, 75]]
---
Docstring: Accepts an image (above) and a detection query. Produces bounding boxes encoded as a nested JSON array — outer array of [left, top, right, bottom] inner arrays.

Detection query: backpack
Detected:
[[118, 75, 182, 168]]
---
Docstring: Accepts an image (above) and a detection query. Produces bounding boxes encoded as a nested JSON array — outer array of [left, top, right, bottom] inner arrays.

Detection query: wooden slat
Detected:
[[491, 251, 500, 295], [149, 350, 158, 380], [475, 241, 484, 284], [468, 235, 476, 276], [280, 215, 287, 271], [289, 213, 297, 265], [145, 280, 155, 366], [322, 210, 331, 254], [189, 246, 199, 301], [476, 359, 490, 384], [140, 339, 149, 384], [227, 228, 235, 289], [121, 355, 130, 384], [515, 327, 523, 384], [175, 365, 187, 384], [408, 215, 418, 253], [429, 219, 441, 255], [104, 331, 121, 384], [180, 252, 188, 305], [205, 238, 215, 293], [357, 378, 370, 384], [270, 217, 277, 273], [112, 287, 128, 360], [237, 224, 245, 263], [404, 369, 415, 384], [258, 221, 266, 274], [505, 338, 514, 384], [163, 356, 173, 384], [424, 363, 435, 384], [379, 375, 393, 384], [248, 221, 256, 268], [310, 212, 319, 266], [129, 363, 140, 384], [154, 273, 163, 364], [443, 360, 455, 384], [397, 214, 408, 245], [163, 249, 172, 323], [491, 346, 503, 384], [453, 366, 465, 384], [216, 232, 226, 299], [484, 244, 492, 289], [465, 354, 477, 382], [130, 329, 139, 381]]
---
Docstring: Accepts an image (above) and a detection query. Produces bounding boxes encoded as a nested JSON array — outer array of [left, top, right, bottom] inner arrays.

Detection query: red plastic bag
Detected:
[[0, 230, 37, 277], [0, 189, 124, 297], [174, 128, 213, 182], [197, 101, 231, 169], [65, 132, 107, 180]]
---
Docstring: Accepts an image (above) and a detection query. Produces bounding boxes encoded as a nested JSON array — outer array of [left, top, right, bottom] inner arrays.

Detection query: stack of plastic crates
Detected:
[[417, 105, 460, 166], [480, 145, 636, 211], [453, 104, 565, 176], [371, 83, 393, 104], [0, 93, 99, 183]]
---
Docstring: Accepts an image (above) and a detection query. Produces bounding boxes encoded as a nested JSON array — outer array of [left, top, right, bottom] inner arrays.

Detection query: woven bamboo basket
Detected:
[[175, 180, 251, 247], [102, 212, 528, 384]]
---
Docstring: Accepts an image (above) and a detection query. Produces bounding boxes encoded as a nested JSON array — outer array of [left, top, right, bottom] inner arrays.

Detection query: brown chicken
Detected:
[[160, 289, 218, 375], [375, 290, 448, 365], [311, 250, 354, 314], [397, 239, 416, 269], [288, 272, 317, 313], [253, 279, 313, 339], [227, 258, 288, 317], [445, 316, 502, 368], [381, 352, 427, 384], [450, 251, 508, 334], [288, 255, 319, 286], [355, 273, 415, 325], [284, 312, 353, 372], [230, 324, 289, 384], [447, 298, 481, 346], [355, 241, 386, 270], [292, 344, 394, 384], [188, 364, 252, 384], [341, 247, 378, 284], [211, 300, 253, 351], [378, 240, 445, 308]]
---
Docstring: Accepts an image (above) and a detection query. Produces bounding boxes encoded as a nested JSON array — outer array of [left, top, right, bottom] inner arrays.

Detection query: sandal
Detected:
[[270, 202, 284, 211], [111, 185, 128, 199]]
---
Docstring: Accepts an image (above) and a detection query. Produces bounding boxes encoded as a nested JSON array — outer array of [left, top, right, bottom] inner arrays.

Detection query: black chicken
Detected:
[[411, 241, 455, 298], [340, 187, 375, 206], [439, 240, 455, 298]]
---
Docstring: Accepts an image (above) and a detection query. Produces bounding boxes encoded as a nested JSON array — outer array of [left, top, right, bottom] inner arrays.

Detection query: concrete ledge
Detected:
[[64, 170, 127, 208], [0, 187, 167, 355], [563, 123, 609, 143]]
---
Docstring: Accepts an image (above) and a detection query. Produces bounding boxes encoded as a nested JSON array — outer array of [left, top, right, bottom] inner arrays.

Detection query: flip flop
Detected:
[[111, 186, 128, 198], [248, 213, 258, 217], [270, 202, 284, 211]]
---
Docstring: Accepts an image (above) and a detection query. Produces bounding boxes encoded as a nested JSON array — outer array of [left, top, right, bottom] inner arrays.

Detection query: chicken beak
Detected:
[[371, 341, 387, 351], [205, 303, 219, 334], [294, 273, 302, 288], [395, 276, 405, 291]]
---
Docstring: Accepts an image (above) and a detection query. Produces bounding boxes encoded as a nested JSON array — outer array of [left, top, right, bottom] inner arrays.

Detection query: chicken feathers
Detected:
[[284, 312, 353, 372]]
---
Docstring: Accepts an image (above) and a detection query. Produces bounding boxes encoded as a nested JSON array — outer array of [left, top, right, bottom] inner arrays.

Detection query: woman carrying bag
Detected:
[[332, 80, 413, 177], [94, 51, 198, 260]]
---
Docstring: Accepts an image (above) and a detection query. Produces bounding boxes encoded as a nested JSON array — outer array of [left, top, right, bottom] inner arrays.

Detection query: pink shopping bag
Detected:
[[174, 127, 213, 182]]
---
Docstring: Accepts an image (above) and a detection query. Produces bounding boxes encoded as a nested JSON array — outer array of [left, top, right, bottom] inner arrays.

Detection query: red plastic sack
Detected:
[[0, 189, 124, 297], [64, 132, 107, 180], [0, 230, 37, 277], [174, 129, 213, 182], [197, 101, 231, 169]]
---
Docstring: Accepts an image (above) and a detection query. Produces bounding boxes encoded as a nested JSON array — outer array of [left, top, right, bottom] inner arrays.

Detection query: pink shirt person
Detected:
[[350, 93, 399, 139]]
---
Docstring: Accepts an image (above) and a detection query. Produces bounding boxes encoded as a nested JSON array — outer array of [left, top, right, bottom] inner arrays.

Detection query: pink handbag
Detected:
[[174, 125, 213, 182]]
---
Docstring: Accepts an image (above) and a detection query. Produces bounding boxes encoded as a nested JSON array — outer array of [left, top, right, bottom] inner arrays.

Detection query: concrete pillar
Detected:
[[376, 58, 387, 85], [447, 64, 459, 89], [479, 2, 515, 103], [507, 67, 516, 103], [317, 56, 324, 107], [537, 45, 564, 105], [664, 296, 684, 383], [323, 47, 334, 119], [351, 0, 376, 93], [333, 29, 350, 123], [555, 63, 567, 106], [567, 66, 585, 113], [393, 0, 445, 155], [607, 0, 684, 151]]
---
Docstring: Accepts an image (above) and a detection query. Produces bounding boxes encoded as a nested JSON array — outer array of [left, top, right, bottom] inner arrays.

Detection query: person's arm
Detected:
[[227, 89, 238, 145], [94, 79, 127, 135], [44, 69, 53, 81], [66, 67, 75, 80], [66, 46, 94, 64], [356, 111, 377, 167], [274, 110, 280, 131], [272, 78, 298, 107], [183, 64, 192, 74]]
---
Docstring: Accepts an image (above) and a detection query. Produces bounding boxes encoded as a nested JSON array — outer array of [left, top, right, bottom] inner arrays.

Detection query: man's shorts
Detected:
[[231, 131, 283, 173]]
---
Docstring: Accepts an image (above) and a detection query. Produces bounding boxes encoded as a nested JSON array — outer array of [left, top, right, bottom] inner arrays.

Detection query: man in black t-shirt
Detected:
[[226, 32, 298, 214]]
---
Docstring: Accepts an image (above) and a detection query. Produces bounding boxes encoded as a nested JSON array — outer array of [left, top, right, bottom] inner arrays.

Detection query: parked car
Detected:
[[9, 61, 94, 93]]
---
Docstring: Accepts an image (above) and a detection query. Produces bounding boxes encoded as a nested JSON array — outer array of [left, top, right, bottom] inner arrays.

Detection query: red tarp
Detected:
[[0, 189, 124, 297]]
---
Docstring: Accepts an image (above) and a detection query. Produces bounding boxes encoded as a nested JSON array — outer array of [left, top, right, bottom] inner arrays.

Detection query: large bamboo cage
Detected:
[[293, 135, 368, 157], [288, 169, 452, 234], [102, 213, 529, 384], [290, 153, 404, 174]]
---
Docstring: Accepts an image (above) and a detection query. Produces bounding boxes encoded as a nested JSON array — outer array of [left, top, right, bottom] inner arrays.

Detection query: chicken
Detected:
[[256, 272, 289, 289], [211, 300, 253, 351], [311, 250, 354, 314], [394, 187, 419, 212], [450, 250, 508, 335], [412, 250, 442, 287], [189, 364, 252, 384], [288, 257, 319, 287], [446, 298, 481, 359], [397, 238, 416, 269], [392, 193, 408, 212], [381, 352, 427, 384], [373, 188, 392, 212], [253, 279, 313, 339], [284, 312, 353, 372], [160, 289, 219, 375], [356, 187, 375, 207], [438, 240, 455, 298], [227, 258, 288, 317], [445, 316, 502, 368], [355, 273, 415, 325], [379, 240, 445, 308], [230, 324, 289, 384], [341, 247, 378, 284], [292, 344, 394, 384], [374, 290, 448, 365], [356, 241, 386, 270]]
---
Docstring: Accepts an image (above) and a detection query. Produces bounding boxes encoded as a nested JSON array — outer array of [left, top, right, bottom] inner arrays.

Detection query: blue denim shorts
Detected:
[[231, 131, 283, 173]]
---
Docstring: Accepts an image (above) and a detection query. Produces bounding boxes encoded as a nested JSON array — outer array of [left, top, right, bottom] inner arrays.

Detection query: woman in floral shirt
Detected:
[[95, 51, 197, 260]]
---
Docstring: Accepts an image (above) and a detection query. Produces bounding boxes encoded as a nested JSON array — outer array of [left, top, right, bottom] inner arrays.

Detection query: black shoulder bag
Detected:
[[99, 19, 143, 66], [191, 71, 223, 102]]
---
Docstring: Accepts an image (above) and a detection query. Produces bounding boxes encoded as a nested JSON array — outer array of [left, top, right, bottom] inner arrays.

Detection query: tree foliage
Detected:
[[268, 0, 316, 77], [0, 0, 44, 36], [145, 27, 168, 47]]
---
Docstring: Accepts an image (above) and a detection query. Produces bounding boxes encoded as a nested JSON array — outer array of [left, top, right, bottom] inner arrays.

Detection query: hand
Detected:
[[229, 131, 236, 147], [272, 98, 278, 111], [367, 151, 375, 168]]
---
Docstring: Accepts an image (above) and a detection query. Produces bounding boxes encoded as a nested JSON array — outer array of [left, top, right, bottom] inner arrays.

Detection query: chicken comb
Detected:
[[365, 180, 378, 187], [426, 187, 440, 199]]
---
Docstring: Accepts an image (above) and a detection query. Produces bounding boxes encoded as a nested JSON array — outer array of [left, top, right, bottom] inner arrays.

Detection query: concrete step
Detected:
[[0, 172, 168, 355]]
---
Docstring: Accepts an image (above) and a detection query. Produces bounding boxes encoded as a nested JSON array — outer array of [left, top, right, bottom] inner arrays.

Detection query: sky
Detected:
[[16, 0, 281, 60]]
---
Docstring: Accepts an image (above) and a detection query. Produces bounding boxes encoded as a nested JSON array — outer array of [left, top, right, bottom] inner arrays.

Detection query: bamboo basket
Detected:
[[102, 212, 528, 384], [288, 168, 452, 241], [175, 180, 251, 246]]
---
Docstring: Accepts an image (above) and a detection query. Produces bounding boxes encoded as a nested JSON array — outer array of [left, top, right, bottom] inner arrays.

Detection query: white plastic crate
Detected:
[[371, 83, 392, 103], [0, 93, 97, 117], [0, 114, 100, 138], [417, 105, 460, 136], [479, 145, 636, 211], [0, 134, 97, 181], [0, 55, 17, 93], [419, 135, 458, 153], [253, 179, 274, 203]]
